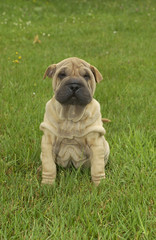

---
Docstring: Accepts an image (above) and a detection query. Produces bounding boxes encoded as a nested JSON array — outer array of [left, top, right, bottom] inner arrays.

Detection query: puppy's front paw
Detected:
[[41, 174, 55, 185], [41, 178, 55, 185], [92, 173, 105, 186], [93, 180, 101, 186]]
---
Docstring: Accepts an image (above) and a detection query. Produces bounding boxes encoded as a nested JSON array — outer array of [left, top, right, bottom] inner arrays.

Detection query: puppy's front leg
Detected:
[[41, 132, 56, 185], [87, 133, 109, 186]]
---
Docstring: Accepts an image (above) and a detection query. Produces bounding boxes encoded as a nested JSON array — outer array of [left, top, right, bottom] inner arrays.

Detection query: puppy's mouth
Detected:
[[67, 91, 80, 105], [55, 81, 92, 106]]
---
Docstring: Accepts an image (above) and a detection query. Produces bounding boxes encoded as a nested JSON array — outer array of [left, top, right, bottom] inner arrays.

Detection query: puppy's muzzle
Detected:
[[55, 78, 92, 106]]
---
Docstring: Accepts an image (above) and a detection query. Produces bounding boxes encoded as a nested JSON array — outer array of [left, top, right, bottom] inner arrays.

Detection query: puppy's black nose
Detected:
[[69, 84, 80, 93]]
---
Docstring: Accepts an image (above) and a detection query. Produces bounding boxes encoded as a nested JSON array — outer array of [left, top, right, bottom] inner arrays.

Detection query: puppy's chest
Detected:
[[52, 137, 92, 168], [57, 120, 85, 138]]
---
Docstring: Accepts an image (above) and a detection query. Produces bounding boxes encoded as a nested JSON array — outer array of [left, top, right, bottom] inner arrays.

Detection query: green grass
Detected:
[[0, 0, 156, 239]]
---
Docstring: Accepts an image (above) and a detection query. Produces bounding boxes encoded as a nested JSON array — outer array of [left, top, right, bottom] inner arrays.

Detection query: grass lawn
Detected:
[[0, 0, 156, 239]]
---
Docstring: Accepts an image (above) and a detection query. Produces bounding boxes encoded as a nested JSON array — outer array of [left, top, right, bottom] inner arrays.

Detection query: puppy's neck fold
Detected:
[[55, 99, 86, 122]]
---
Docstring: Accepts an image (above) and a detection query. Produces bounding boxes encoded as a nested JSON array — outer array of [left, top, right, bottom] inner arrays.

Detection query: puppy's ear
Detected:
[[43, 64, 56, 79], [90, 65, 103, 83]]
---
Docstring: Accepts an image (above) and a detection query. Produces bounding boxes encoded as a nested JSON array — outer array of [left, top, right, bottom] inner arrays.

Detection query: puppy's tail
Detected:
[[102, 118, 111, 123]]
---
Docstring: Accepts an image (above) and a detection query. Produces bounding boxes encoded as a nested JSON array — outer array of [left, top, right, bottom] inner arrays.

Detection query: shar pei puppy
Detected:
[[40, 57, 110, 186]]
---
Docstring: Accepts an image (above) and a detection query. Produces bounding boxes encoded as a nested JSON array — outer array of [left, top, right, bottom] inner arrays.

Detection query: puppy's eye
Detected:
[[58, 72, 66, 79], [83, 74, 90, 80]]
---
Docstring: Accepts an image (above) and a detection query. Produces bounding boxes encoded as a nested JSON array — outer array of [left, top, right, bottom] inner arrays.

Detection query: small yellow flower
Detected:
[[34, 83, 37, 87], [16, 52, 18, 55], [12, 60, 19, 63], [18, 56, 22, 60]]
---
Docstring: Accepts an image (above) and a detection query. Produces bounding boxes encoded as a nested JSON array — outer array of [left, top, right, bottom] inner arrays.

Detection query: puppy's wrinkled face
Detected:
[[54, 61, 94, 106], [43, 57, 103, 106]]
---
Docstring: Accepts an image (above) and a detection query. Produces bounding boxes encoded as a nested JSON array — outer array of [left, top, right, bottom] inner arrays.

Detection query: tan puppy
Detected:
[[40, 57, 110, 186]]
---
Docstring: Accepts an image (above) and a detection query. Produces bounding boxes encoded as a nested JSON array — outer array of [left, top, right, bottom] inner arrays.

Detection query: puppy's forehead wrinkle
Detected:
[[56, 57, 90, 69], [56, 61, 91, 78]]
